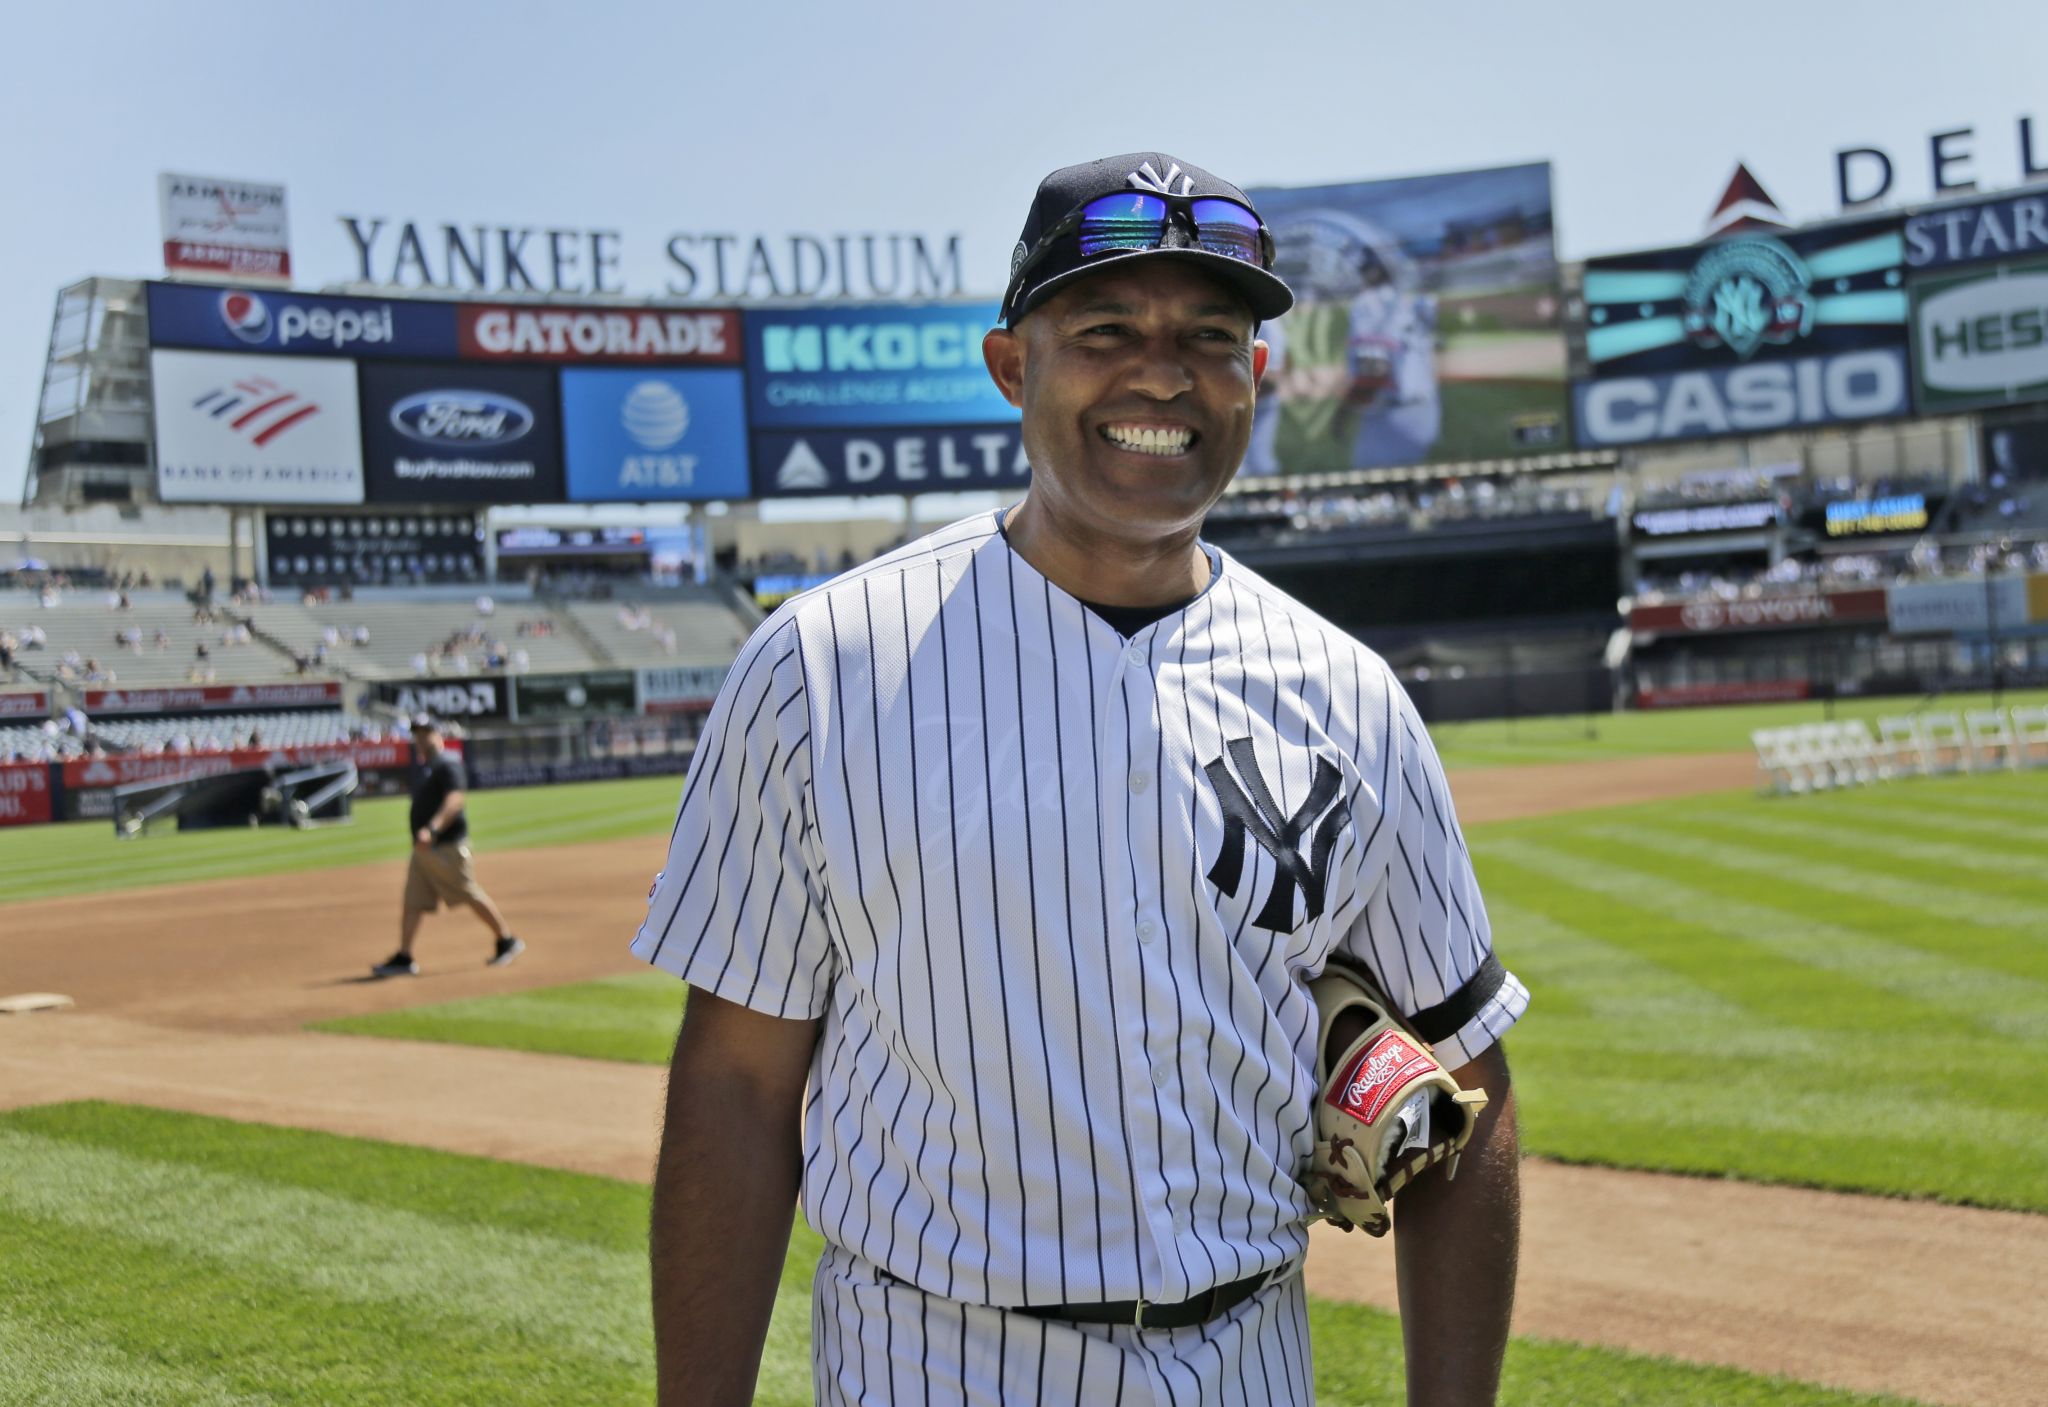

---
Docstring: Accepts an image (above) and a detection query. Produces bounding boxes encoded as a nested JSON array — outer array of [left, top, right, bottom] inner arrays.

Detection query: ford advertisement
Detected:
[[358, 362, 563, 503], [744, 301, 1014, 429], [146, 281, 458, 359], [561, 367, 750, 501]]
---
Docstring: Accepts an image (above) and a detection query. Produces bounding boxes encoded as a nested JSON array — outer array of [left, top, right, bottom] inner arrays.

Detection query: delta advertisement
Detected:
[[358, 362, 565, 504], [1574, 217, 1912, 447], [1244, 162, 1568, 472], [1910, 254, 2048, 414], [560, 368, 750, 502], [150, 349, 366, 504], [743, 300, 1024, 496]]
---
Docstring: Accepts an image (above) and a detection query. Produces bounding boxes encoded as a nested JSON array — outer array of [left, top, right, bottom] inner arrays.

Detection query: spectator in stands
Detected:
[[352, 625, 370, 647], [199, 565, 216, 601], [322, 624, 341, 648], [410, 651, 430, 676], [475, 593, 495, 617]]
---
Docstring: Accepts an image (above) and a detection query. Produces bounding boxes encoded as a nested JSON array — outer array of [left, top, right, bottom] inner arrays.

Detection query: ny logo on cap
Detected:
[[1128, 160, 1194, 197], [1203, 737, 1351, 934]]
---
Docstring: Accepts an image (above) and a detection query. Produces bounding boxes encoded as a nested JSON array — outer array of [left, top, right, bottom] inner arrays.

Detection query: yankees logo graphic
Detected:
[[1203, 737, 1350, 933], [1128, 160, 1195, 197]]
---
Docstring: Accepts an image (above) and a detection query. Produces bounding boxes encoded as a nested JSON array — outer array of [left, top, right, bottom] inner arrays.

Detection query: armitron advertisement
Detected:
[[151, 349, 365, 504], [1244, 162, 1567, 472], [1575, 217, 1911, 447], [359, 362, 564, 504], [158, 173, 291, 284], [1911, 254, 2048, 413]]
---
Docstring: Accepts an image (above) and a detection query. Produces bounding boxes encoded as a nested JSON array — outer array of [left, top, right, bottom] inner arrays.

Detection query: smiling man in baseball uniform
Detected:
[[638, 152, 1527, 1406]]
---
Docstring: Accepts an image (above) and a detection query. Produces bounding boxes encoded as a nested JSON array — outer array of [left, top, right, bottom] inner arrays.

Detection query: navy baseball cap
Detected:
[[1002, 152, 1294, 327]]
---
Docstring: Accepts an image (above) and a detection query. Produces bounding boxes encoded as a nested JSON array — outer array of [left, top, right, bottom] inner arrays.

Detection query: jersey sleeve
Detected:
[[1334, 671, 1528, 1069], [630, 618, 837, 1020]]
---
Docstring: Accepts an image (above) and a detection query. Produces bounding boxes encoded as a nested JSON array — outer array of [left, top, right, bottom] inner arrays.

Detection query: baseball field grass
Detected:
[[0, 1102, 1927, 1407], [322, 769, 2048, 1214]]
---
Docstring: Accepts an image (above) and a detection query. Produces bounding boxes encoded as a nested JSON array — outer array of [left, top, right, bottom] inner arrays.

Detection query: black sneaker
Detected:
[[487, 935, 525, 968], [371, 951, 419, 978]]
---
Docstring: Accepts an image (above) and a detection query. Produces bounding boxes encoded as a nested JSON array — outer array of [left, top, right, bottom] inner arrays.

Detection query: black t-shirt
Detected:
[[1077, 596, 1198, 637], [409, 755, 469, 845]]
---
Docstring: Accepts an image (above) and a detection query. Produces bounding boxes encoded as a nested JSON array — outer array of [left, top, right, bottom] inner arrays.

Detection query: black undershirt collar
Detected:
[[995, 506, 1215, 637]]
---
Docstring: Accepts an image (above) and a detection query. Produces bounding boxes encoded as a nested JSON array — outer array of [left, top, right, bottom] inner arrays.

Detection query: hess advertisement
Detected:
[[359, 363, 564, 504], [560, 368, 750, 502], [1243, 162, 1568, 472], [1574, 218, 1911, 446], [151, 349, 365, 504], [1910, 255, 2048, 414]]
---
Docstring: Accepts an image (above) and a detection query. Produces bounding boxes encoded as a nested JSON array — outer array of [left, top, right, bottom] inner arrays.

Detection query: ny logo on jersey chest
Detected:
[[1202, 737, 1350, 934]]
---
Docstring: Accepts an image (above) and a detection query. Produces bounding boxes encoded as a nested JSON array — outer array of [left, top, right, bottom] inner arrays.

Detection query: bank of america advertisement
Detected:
[[1243, 162, 1567, 473], [1911, 255, 2048, 414], [1574, 218, 1910, 447], [561, 368, 750, 501], [151, 349, 365, 504]]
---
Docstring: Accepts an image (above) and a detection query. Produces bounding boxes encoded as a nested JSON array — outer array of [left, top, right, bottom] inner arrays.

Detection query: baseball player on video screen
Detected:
[[635, 151, 1526, 1406]]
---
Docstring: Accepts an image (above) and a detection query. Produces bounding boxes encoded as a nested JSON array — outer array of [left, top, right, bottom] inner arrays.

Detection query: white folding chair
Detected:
[[2010, 705, 2048, 770], [1832, 719, 1884, 784], [1752, 728, 1804, 795], [1786, 724, 1839, 790], [1966, 709, 2021, 772], [1918, 712, 1971, 775], [1877, 714, 1930, 777]]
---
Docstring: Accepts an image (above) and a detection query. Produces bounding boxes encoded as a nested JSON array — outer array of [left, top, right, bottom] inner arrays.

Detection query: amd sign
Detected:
[[374, 677, 506, 721]]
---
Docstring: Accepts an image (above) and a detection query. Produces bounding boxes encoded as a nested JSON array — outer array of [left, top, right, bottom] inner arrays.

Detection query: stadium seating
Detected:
[[561, 593, 751, 668], [237, 597, 601, 679], [1, 588, 320, 688]]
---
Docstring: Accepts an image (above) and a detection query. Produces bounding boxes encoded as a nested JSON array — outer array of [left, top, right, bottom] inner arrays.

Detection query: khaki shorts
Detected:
[[404, 842, 487, 912]]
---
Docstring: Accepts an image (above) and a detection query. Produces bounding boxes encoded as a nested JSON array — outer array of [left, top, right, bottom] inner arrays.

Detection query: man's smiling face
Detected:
[[985, 260, 1268, 544]]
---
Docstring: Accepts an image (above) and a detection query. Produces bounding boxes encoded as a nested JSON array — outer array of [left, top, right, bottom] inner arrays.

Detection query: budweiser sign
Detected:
[[1631, 587, 1888, 636], [457, 305, 741, 364]]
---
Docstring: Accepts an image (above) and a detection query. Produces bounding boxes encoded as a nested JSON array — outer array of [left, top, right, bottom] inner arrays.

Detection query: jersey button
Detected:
[[1136, 920, 1157, 945], [1129, 771, 1151, 794], [1125, 642, 1147, 667], [1151, 1060, 1173, 1088]]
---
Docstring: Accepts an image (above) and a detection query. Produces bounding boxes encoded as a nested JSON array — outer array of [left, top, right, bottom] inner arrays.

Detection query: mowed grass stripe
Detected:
[[1727, 808, 2048, 875], [319, 973, 686, 1066], [1, 1105, 1928, 1407], [1482, 834, 2048, 1041], [1581, 820, 2048, 967]]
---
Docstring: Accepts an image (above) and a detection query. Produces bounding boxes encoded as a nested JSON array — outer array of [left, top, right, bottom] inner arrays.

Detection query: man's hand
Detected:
[[414, 827, 434, 851], [652, 989, 819, 1407], [1392, 1041, 1519, 1407]]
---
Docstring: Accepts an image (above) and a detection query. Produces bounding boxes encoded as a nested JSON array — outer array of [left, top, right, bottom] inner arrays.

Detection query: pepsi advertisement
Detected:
[[358, 362, 564, 504], [750, 423, 1028, 497], [146, 282, 459, 359], [744, 301, 1014, 429], [560, 368, 750, 502]]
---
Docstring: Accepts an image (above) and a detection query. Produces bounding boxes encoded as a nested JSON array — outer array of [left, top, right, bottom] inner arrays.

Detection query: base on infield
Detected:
[[0, 993, 76, 1015]]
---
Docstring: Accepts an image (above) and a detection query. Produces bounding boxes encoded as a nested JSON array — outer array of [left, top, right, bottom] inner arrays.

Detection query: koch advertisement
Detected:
[[359, 362, 564, 504], [744, 301, 1012, 429], [151, 349, 365, 504], [1244, 162, 1567, 472], [1575, 218, 1911, 447], [561, 368, 750, 501], [1911, 255, 2048, 413], [459, 304, 741, 363], [751, 423, 1028, 497], [158, 173, 291, 284], [146, 281, 458, 359]]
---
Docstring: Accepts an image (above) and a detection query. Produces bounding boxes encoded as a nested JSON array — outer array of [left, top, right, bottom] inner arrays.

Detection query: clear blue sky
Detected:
[[4, 0, 2042, 503]]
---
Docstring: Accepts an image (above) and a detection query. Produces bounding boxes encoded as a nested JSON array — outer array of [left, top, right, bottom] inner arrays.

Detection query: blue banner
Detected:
[[560, 368, 750, 502], [744, 302, 1014, 429], [750, 423, 1028, 497], [1904, 190, 2048, 271], [146, 281, 460, 359], [1573, 347, 1910, 447]]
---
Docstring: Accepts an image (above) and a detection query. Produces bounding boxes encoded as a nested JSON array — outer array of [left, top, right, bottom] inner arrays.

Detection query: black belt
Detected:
[[1013, 1262, 1294, 1330]]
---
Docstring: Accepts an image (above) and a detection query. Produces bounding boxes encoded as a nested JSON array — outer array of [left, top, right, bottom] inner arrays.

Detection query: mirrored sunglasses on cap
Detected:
[[1005, 191, 1274, 319]]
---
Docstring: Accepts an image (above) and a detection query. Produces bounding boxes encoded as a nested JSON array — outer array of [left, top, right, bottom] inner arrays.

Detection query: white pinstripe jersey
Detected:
[[634, 509, 1527, 1311]]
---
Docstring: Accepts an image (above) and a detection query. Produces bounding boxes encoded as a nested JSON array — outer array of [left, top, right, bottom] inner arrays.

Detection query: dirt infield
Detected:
[[6, 748, 2043, 1407]]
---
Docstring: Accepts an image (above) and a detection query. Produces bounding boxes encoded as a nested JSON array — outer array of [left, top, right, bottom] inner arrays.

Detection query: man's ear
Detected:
[[983, 326, 1026, 410], [1252, 337, 1269, 388]]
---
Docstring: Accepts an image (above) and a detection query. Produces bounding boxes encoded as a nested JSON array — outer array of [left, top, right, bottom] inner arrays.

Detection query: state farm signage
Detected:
[[457, 305, 741, 364], [0, 691, 48, 720], [62, 739, 411, 790], [83, 682, 343, 716], [1630, 588, 1888, 635], [0, 762, 51, 826]]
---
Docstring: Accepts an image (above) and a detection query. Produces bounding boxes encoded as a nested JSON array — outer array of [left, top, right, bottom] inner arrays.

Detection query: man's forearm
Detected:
[[1392, 1051, 1520, 1407], [651, 1056, 805, 1407]]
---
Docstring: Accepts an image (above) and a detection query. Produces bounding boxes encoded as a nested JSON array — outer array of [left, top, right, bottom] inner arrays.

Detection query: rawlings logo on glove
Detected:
[[1303, 960, 1488, 1237]]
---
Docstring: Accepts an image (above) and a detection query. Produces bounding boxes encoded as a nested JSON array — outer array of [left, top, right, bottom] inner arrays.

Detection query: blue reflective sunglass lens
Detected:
[[1075, 193, 1170, 256], [1188, 199, 1262, 262]]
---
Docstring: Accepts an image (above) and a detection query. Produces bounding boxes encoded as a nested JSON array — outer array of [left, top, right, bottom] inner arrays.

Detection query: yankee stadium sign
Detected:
[[338, 218, 965, 300]]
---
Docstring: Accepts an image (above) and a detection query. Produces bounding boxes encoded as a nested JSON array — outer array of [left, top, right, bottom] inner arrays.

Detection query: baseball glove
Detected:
[[1303, 959, 1489, 1236]]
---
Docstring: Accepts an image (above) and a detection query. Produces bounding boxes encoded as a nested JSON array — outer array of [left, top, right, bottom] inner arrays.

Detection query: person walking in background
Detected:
[[371, 715, 523, 978]]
